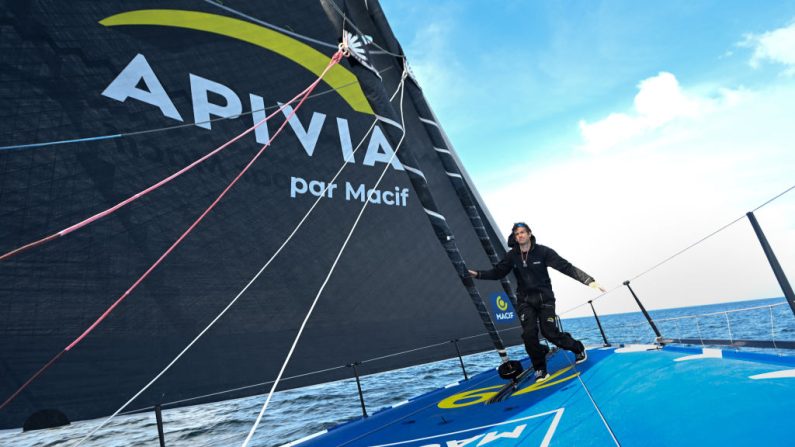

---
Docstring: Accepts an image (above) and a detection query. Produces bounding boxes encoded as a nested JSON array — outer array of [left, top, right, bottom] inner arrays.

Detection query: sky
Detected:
[[380, 0, 795, 318]]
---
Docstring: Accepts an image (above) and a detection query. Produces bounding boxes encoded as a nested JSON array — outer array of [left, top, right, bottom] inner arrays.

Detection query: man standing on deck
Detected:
[[468, 222, 606, 382]]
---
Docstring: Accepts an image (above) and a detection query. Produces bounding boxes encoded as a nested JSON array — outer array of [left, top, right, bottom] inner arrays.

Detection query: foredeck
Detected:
[[289, 345, 795, 446]]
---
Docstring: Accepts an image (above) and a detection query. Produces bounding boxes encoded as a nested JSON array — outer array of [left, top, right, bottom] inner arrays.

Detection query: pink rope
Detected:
[[0, 77, 315, 262], [0, 51, 344, 411]]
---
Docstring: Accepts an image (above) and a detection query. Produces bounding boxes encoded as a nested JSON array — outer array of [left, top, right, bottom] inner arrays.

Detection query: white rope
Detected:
[[72, 81, 406, 447], [574, 373, 621, 446], [242, 69, 411, 446], [564, 354, 621, 446]]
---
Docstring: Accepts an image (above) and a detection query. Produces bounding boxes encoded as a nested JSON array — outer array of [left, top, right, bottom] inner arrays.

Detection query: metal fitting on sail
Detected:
[[338, 33, 351, 57]]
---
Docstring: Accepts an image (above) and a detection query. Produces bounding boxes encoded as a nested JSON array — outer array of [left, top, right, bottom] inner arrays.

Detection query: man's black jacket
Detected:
[[476, 236, 593, 303]]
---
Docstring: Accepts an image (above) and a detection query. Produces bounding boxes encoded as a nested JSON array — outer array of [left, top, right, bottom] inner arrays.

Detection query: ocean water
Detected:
[[3, 296, 794, 447]]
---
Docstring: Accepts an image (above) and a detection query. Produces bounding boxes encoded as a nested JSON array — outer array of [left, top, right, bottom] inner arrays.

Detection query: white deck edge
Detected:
[[674, 348, 723, 362], [750, 369, 795, 380], [614, 344, 659, 353], [279, 429, 328, 447]]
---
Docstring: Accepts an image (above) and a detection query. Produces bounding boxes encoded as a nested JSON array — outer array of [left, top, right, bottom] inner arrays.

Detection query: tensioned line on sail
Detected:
[[74, 54, 407, 446], [322, 0, 405, 58], [558, 183, 795, 317], [404, 65, 521, 311], [330, 0, 519, 362], [0, 51, 346, 415], [0, 62, 370, 263], [0, 73, 389, 152], [242, 66, 412, 447]]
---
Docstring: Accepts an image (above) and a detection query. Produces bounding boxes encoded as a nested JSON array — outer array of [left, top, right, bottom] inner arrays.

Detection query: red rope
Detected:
[[0, 51, 344, 411], [0, 75, 316, 262]]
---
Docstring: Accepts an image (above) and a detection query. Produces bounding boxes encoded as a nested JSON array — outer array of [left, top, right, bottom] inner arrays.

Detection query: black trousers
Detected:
[[518, 300, 583, 370]]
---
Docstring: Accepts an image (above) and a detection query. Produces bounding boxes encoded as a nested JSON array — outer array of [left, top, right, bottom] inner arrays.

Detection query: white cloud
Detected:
[[577, 72, 741, 153], [480, 78, 795, 318], [742, 19, 795, 74]]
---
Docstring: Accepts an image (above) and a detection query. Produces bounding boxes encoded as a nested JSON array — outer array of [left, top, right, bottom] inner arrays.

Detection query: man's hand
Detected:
[[468, 269, 478, 278], [589, 281, 606, 293]]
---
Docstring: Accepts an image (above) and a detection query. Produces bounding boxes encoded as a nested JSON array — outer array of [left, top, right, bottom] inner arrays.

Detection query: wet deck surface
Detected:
[[293, 345, 795, 446]]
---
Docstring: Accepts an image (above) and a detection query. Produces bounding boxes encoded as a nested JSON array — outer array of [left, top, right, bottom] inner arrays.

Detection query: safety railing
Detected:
[[569, 185, 795, 352]]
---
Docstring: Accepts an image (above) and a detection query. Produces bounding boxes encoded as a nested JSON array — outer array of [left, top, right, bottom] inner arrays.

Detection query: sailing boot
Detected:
[[534, 367, 550, 383], [575, 341, 588, 364]]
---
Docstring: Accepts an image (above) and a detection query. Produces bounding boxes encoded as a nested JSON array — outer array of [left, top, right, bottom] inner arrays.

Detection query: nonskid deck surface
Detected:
[[290, 346, 795, 446]]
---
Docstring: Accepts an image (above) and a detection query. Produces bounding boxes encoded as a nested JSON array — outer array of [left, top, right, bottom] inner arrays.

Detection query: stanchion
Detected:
[[154, 404, 166, 447], [347, 362, 368, 418], [623, 280, 663, 342], [589, 300, 611, 347], [747, 211, 795, 318], [451, 339, 469, 381]]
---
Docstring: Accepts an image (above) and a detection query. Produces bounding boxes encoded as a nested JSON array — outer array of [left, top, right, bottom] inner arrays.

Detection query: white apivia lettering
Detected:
[[103, 55, 407, 173], [337, 117, 356, 163], [102, 53, 183, 121], [190, 73, 242, 130], [249, 93, 271, 145], [364, 126, 404, 170], [279, 103, 326, 156]]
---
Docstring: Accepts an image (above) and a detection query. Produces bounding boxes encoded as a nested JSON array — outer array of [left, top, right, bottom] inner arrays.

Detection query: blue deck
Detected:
[[287, 345, 795, 446]]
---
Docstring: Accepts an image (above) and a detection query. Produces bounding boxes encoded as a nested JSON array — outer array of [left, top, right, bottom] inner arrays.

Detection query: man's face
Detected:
[[514, 227, 530, 245]]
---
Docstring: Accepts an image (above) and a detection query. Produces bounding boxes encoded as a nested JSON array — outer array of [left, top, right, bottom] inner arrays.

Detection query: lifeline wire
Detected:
[[0, 69, 394, 152], [71, 65, 406, 447], [242, 68, 410, 447], [559, 183, 795, 317], [0, 51, 343, 417]]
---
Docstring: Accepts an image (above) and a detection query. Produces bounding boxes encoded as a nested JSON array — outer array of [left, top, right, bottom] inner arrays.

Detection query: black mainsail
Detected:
[[0, 0, 520, 430]]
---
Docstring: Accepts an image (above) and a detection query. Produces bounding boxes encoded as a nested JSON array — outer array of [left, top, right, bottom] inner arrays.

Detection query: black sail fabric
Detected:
[[0, 0, 521, 429]]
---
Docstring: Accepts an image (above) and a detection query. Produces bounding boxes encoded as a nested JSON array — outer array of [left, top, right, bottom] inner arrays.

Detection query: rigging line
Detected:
[[629, 215, 747, 283], [1, 51, 343, 419], [0, 85, 320, 263], [121, 362, 350, 414], [324, 0, 405, 58], [242, 71, 410, 447], [0, 66, 394, 152], [565, 355, 622, 446], [558, 285, 620, 317], [71, 67, 404, 446], [561, 184, 795, 317], [630, 184, 795, 283], [202, 0, 339, 49], [752, 183, 795, 212], [360, 340, 454, 364], [125, 337, 453, 413], [129, 328, 492, 413]]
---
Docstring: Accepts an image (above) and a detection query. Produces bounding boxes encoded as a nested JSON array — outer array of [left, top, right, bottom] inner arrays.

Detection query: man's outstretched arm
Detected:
[[546, 248, 606, 292], [468, 253, 512, 280]]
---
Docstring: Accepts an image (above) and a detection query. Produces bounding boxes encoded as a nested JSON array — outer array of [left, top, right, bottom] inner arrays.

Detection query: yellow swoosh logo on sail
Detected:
[[100, 9, 374, 115]]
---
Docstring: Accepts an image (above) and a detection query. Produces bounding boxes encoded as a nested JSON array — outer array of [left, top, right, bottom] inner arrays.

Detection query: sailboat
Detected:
[[1, 1, 793, 446]]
